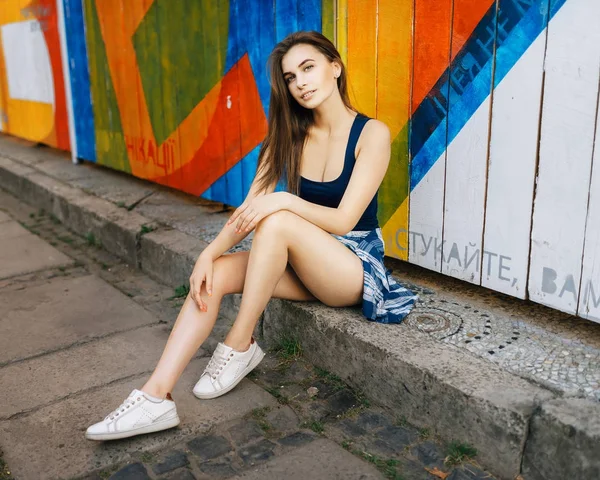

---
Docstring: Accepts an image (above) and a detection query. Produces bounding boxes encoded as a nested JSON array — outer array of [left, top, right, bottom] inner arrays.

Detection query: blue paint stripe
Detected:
[[410, 0, 568, 192], [208, 0, 322, 205], [62, 0, 95, 161]]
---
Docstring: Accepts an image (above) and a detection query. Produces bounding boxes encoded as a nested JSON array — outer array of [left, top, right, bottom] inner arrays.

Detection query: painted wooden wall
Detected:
[[0, 0, 70, 150], [0, 0, 598, 324]]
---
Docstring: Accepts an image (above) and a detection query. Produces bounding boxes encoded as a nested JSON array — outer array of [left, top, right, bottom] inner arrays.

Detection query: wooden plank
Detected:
[[482, 0, 549, 298], [346, 0, 376, 117], [578, 100, 600, 324], [408, 0, 452, 271], [336, 0, 348, 67], [442, 0, 497, 283], [377, 0, 413, 261], [528, 0, 600, 313]]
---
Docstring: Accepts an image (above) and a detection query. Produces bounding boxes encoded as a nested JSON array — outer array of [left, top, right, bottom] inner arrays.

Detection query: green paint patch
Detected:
[[378, 123, 410, 227], [84, 0, 131, 173], [132, 0, 229, 145]]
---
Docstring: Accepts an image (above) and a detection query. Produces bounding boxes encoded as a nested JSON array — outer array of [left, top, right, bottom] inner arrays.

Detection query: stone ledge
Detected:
[[2, 137, 598, 480]]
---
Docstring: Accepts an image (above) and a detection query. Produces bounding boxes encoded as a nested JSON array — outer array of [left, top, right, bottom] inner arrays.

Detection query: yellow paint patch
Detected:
[[5, 98, 53, 142], [382, 198, 409, 261], [347, 0, 377, 117]]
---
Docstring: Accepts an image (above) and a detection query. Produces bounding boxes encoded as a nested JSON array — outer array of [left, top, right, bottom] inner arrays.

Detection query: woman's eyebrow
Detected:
[[283, 58, 314, 76]]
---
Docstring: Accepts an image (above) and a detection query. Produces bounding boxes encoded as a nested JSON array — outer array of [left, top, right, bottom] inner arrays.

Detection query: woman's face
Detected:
[[281, 43, 340, 109]]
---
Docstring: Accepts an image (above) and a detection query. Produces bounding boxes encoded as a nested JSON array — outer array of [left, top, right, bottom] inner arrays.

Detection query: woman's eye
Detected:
[[286, 76, 294, 84], [304, 65, 313, 71]]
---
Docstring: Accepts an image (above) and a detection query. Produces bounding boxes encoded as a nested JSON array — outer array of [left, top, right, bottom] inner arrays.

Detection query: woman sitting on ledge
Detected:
[[86, 30, 418, 441]]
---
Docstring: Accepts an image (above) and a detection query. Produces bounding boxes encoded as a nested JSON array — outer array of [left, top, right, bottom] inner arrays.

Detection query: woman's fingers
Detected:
[[240, 210, 259, 232], [227, 202, 249, 225]]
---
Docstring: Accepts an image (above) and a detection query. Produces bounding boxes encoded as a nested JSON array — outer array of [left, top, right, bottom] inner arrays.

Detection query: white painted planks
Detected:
[[528, 0, 600, 313], [482, 6, 549, 298], [578, 94, 600, 324]]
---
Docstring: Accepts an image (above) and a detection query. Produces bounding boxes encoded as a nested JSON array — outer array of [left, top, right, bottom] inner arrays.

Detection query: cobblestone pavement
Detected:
[[0, 189, 500, 479]]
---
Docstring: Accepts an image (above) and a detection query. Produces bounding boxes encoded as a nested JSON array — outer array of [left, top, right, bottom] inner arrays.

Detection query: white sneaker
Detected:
[[85, 389, 180, 441], [193, 337, 265, 399]]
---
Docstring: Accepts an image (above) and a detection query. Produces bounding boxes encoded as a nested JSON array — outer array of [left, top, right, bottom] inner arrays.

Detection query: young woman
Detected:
[[86, 31, 417, 441]]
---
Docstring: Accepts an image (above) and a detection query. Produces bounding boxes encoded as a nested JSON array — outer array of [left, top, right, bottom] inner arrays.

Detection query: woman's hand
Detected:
[[189, 252, 213, 312], [227, 192, 290, 233]]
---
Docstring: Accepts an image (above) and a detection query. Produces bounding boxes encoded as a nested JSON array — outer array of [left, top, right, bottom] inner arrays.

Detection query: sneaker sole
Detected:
[[193, 348, 265, 400], [85, 415, 180, 441]]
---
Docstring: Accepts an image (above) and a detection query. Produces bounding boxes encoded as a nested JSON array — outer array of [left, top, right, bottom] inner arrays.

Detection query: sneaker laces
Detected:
[[105, 394, 140, 421], [203, 345, 232, 379]]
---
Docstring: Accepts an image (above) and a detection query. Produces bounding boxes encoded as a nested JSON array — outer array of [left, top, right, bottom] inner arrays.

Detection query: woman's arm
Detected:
[[284, 119, 391, 236], [201, 168, 277, 261]]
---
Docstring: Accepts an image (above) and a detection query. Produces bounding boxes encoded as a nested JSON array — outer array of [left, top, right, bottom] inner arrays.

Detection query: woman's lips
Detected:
[[301, 89, 316, 100]]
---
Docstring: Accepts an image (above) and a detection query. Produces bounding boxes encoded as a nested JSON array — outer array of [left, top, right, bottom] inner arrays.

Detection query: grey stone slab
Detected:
[[0, 324, 181, 419], [522, 397, 600, 480], [0, 357, 277, 480], [232, 438, 384, 479], [34, 158, 91, 181], [0, 210, 11, 223], [0, 275, 158, 364], [70, 165, 157, 208], [140, 229, 207, 288], [0, 222, 73, 279], [262, 299, 555, 480]]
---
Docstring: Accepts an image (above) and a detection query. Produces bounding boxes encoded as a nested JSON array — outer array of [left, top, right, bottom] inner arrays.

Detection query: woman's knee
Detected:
[[255, 210, 298, 236], [211, 253, 248, 295]]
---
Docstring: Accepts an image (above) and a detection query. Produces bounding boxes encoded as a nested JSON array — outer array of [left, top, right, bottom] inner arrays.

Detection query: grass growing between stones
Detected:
[[86, 232, 101, 247], [0, 454, 14, 480], [341, 442, 404, 480], [270, 336, 303, 372], [300, 420, 324, 434], [168, 284, 190, 300], [444, 440, 477, 466], [313, 366, 346, 392], [250, 406, 273, 434], [265, 386, 290, 405], [139, 224, 155, 235]]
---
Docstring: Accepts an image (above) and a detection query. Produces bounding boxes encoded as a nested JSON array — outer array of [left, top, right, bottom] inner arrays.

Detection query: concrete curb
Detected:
[[1, 141, 599, 480]]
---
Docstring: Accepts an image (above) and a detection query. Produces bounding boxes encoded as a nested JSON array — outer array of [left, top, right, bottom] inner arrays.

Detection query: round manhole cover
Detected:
[[406, 307, 463, 339]]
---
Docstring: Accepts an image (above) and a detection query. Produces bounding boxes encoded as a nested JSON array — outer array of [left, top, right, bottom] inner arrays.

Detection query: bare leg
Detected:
[[141, 251, 315, 398], [223, 211, 364, 352]]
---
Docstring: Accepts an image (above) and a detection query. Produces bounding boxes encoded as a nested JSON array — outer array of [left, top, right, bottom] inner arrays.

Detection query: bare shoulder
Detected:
[[356, 118, 391, 157]]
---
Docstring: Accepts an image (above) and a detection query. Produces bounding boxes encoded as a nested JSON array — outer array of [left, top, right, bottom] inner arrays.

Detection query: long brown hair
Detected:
[[254, 31, 356, 195]]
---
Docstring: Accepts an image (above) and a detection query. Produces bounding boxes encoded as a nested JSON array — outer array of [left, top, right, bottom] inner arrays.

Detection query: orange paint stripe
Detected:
[[452, 0, 495, 58], [412, 0, 452, 113], [411, 0, 494, 112], [347, 0, 377, 117]]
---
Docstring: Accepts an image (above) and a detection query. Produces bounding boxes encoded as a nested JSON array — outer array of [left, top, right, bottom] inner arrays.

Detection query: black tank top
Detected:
[[299, 113, 379, 231]]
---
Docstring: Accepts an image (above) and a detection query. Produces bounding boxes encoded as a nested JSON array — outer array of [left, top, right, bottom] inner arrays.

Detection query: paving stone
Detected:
[[285, 361, 313, 383], [310, 379, 339, 399], [325, 389, 360, 418], [306, 401, 330, 421], [238, 439, 277, 465], [371, 425, 419, 455], [398, 459, 433, 480], [338, 418, 367, 437], [231, 438, 384, 479], [109, 462, 151, 480], [160, 468, 197, 480], [265, 406, 298, 432], [277, 431, 316, 447], [355, 411, 393, 431], [197, 457, 238, 478], [187, 434, 232, 461], [446, 465, 492, 480], [0, 275, 158, 364], [152, 450, 189, 475], [1, 324, 175, 419], [0, 221, 73, 280], [410, 441, 446, 470], [227, 419, 264, 446]]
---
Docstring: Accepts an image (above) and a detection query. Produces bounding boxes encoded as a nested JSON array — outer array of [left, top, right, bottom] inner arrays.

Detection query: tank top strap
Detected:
[[345, 113, 371, 164]]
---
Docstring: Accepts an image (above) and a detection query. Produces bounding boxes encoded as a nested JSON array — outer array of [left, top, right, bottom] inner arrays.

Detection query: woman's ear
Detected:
[[332, 61, 341, 79]]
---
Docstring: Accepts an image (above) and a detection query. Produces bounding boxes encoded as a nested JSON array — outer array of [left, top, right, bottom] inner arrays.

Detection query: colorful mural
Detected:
[[0, 0, 70, 149], [2, 0, 599, 323]]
